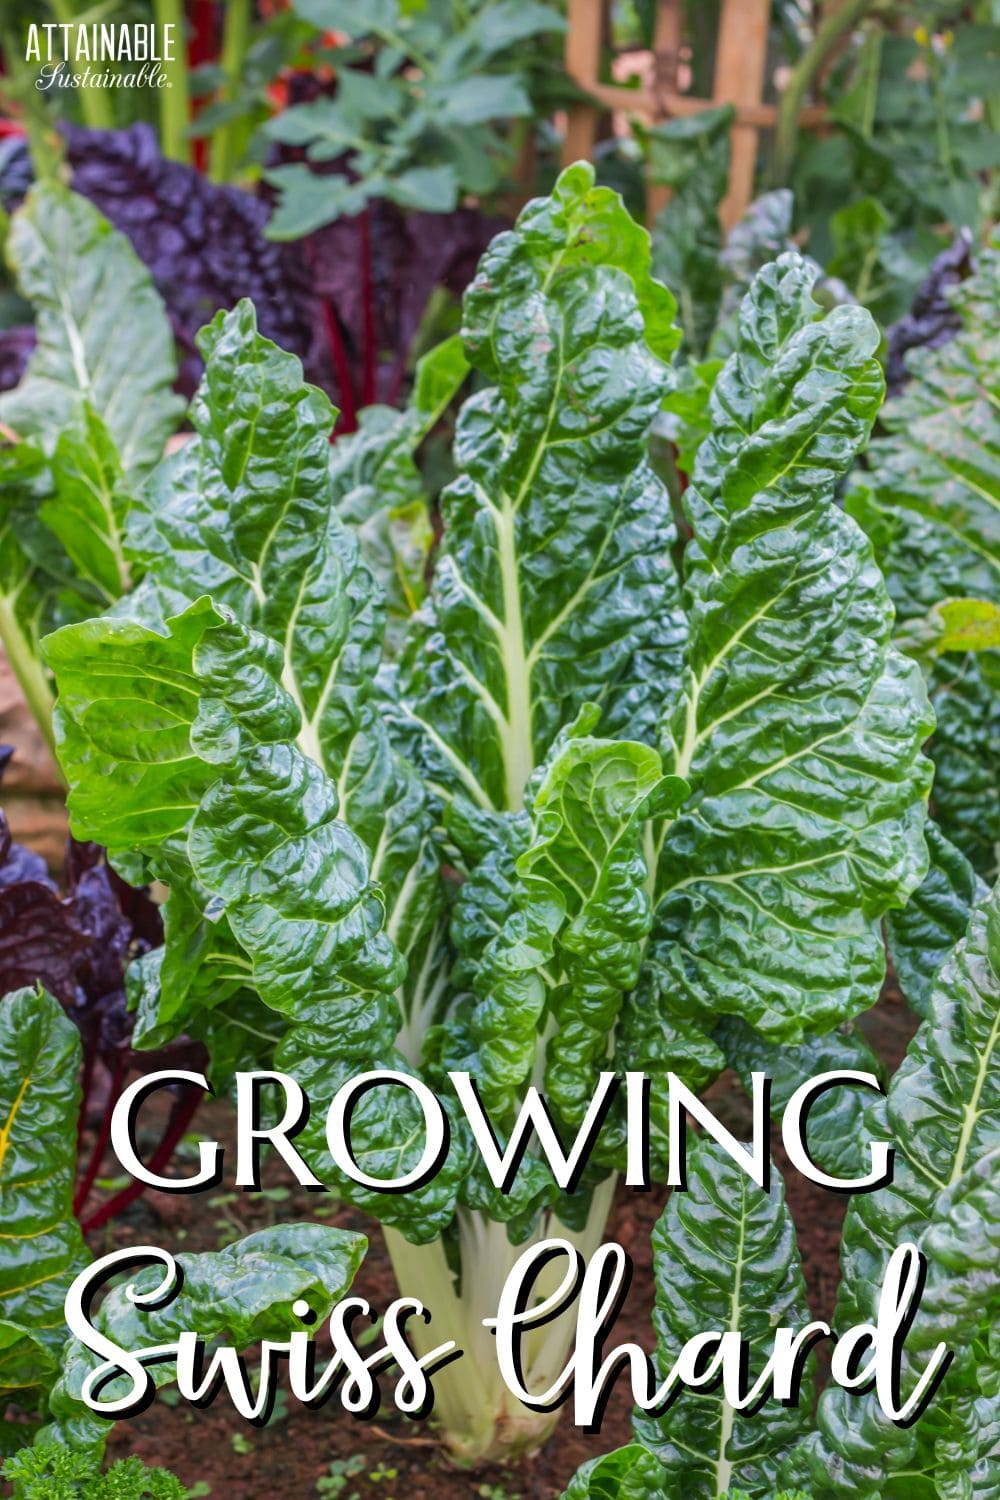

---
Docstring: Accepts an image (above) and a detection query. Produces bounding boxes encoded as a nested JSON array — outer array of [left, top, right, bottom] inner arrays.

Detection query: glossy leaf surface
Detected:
[[634, 1141, 812, 1497], [398, 161, 681, 814], [0, 987, 89, 1409], [652, 254, 934, 1041], [49, 1225, 366, 1448], [0, 183, 182, 481], [786, 878, 1000, 1494]]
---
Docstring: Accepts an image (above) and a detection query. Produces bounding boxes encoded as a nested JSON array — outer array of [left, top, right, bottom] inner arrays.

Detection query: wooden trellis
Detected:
[[563, 0, 827, 230]]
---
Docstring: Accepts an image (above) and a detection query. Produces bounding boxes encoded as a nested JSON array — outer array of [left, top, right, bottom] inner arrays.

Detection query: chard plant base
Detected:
[[384, 1178, 617, 1464]]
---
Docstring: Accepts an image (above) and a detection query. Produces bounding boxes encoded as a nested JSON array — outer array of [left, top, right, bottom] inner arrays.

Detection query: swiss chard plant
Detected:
[[561, 870, 1000, 1499], [655, 217, 999, 1022], [0, 180, 183, 753], [34, 162, 937, 1464], [0, 177, 461, 750]]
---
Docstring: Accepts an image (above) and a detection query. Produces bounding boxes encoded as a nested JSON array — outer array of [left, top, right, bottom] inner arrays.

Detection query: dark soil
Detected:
[[63, 986, 920, 1499]]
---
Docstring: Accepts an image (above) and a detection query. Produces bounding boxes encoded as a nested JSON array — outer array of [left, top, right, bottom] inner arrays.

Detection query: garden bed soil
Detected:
[[56, 985, 918, 1499]]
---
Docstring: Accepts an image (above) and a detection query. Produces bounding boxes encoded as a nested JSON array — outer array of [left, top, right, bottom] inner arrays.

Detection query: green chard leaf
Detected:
[[885, 820, 981, 1018], [99, 303, 442, 1060], [716, 1015, 886, 1182], [271, 1027, 471, 1243], [560, 1443, 671, 1499], [651, 253, 935, 1042], [125, 881, 257, 1057], [47, 1225, 366, 1451], [439, 710, 685, 1121], [634, 1140, 812, 1498], [0, 183, 182, 481], [786, 878, 1000, 1496], [44, 597, 403, 1055], [45, 301, 460, 1240], [0, 988, 90, 1413], [396, 160, 683, 814]]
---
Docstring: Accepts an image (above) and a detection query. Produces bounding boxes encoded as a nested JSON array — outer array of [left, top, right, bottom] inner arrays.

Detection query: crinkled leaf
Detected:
[[634, 1140, 812, 1497], [652, 254, 934, 1041], [125, 304, 440, 1057], [48, 1224, 366, 1449], [560, 1443, 670, 1500], [127, 301, 366, 776], [529, 736, 685, 1124], [45, 596, 228, 853], [886, 821, 980, 1018], [0, 988, 90, 1402], [398, 162, 681, 815], [0, 183, 182, 480], [44, 597, 402, 1053], [786, 879, 1000, 1495], [272, 1033, 468, 1243], [597, 959, 724, 1174], [442, 714, 681, 1120], [717, 1015, 886, 1182], [125, 885, 252, 1052]]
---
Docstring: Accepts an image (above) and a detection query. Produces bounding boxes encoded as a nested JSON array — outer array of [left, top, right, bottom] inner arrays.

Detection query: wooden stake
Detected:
[[715, 0, 771, 231], [647, 0, 684, 226], [563, 0, 603, 166]]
